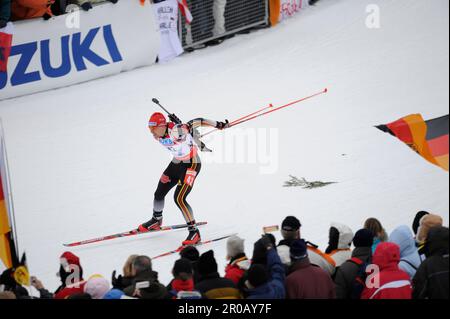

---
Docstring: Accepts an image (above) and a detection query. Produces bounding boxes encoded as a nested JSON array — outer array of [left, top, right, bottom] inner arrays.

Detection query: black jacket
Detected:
[[123, 269, 170, 299], [413, 227, 449, 299], [334, 246, 372, 299]]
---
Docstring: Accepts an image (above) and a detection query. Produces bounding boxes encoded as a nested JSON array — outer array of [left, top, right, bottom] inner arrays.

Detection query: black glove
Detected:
[[109, 0, 119, 3], [111, 270, 124, 289], [0, 20, 7, 28], [81, 2, 93, 11], [260, 234, 275, 250], [216, 120, 230, 130], [169, 113, 182, 124], [43, 13, 52, 21]]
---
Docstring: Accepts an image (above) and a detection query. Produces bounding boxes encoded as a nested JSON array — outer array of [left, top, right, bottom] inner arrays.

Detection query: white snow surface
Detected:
[[0, 0, 448, 293]]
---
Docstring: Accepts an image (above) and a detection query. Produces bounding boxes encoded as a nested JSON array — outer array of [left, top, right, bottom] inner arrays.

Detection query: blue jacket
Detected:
[[371, 237, 382, 254], [247, 249, 286, 299], [389, 225, 421, 279]]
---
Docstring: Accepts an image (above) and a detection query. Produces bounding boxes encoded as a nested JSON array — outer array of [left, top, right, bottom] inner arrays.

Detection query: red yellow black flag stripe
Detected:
[[0, 183, 13, 268], [1, 128, 29, 285], [376, 114, 449, 171], [0, 165, 17, 269]]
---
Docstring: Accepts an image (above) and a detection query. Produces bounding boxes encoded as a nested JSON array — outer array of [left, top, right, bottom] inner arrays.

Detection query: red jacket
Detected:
[[11, 0, 54, 21], [361, 242, 412, 299], [285, 258, 336, 299], [224, 256, 250, 285], [54, 281, 87, 299]]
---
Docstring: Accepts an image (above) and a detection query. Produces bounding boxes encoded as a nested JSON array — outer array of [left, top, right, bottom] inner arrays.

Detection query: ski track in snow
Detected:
[[0, 0, 448, 293]]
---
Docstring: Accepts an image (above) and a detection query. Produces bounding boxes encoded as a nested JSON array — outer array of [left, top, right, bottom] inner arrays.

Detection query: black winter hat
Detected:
[[180, 246, 200, 262], [290, 239, 308, 261], [173, 258, 193, 276], [247, 264, 268, 288], [197, 250, 218, 275], [353, 229, 374, 248], [412, 211, 429, 235], [282, 216, 301, 231]]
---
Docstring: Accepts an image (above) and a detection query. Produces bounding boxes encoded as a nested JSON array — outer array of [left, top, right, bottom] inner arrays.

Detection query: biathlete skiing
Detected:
[[62, 90, 327, 249], [136, 109, 229, 246]]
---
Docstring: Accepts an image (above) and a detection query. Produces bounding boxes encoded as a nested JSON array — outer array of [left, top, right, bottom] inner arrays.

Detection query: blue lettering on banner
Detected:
[[72, 27, 109, 71], [103, 25, 123, 63], [41, 35, 71, 78], [0, 24, 123, 91], [11, 42, 41, 86]]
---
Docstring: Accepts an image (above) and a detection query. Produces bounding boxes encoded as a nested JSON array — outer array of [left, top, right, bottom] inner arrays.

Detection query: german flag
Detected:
[[376, 114, 449, 171]]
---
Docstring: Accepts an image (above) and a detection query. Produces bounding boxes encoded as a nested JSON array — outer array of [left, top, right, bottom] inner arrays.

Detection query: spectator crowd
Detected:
[[0, 0, 120, 26], [0, 0, 323, 29], [0, 211, 448, 300]]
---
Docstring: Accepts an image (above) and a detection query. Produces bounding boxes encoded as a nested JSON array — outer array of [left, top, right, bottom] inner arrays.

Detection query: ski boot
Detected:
[[182, 223, 201, 246], [137, 214, 162, 233]]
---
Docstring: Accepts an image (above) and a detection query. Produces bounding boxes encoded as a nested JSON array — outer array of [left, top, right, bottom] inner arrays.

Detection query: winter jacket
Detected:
[[308, 245, 336, 276], [37, 288, 54, 299], [286, 257, 336, 299], [412, 226, 449, 299], [167, 278, 201, 299], [361, 242, 412, 299], [277, 238, 296, 266], [246, 249, 286, 299], [11, 0, 53, 21], [325, 222, 354, 272], [371, 237, 383, 254], [0, 0, 10, 24], [195, 272, 241, 299], [224, 254, 250, 285], [54, 280, 87, 299], [389, 225, 421, 279], [123, 269, 170, 299], [334, 246, 372, 299]]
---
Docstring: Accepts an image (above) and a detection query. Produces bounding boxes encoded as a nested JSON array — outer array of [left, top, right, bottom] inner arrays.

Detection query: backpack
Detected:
[[400, 259, 418, 271], [348, 257, 371, 299]]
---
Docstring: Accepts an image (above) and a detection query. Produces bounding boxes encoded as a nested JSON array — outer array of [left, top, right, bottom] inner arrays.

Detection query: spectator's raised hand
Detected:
[[260, 234, 275, 250], [30, 276, 45, 290]]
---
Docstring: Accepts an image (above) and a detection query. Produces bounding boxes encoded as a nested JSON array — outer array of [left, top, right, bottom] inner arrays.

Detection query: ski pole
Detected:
[[201, 88, 327, 138], [230, 103, 275, 126], [229, 88, 327, 128], [200, 104, 274, 138]]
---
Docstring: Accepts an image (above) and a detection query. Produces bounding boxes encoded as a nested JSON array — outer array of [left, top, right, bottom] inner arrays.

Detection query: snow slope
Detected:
[[0, 0, 448, 293]]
